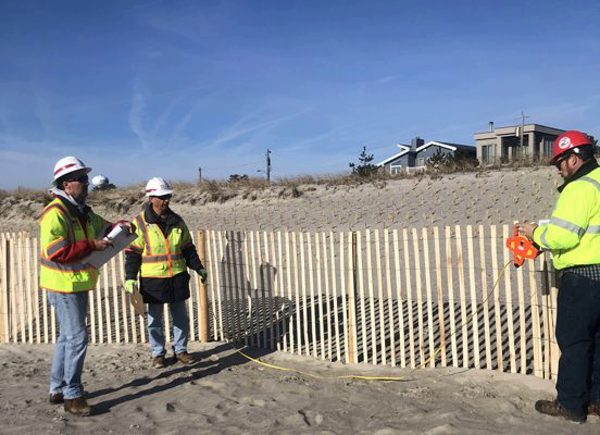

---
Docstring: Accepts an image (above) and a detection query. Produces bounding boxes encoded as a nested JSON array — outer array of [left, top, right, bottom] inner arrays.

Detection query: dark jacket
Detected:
[[125, 203, 204, 304]]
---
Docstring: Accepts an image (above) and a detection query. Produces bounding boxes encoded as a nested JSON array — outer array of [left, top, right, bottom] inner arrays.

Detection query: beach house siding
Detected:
[[414, 145, 453, 167], [474, 124, 565, 164], [377, 137, 475, 174], [382, 153, 412, 172]]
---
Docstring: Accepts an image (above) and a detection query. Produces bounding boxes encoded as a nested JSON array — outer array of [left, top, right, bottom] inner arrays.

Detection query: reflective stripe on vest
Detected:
[[40, 257, 95, 272], [41, 203, 75, 243], [46, 238, 70, 256], [581, 175, 600, 192], [533, 167, 600, 269], [142, 253, 184, 263], [135, 213, 188, 278], [39, 198, 103, 293], [135, 215, 152, 255]]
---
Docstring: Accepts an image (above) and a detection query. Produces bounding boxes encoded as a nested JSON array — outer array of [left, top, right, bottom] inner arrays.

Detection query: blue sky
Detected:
[[1, 0, 599, 189]]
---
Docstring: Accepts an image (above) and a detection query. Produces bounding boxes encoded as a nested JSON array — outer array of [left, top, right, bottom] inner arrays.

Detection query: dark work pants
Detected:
[[556, 272, 600, 416]]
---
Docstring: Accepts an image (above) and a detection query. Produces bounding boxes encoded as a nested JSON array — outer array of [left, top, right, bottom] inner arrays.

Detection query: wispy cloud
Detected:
[[371, 75, 401, 85], [128, 77, 223, 151], [207, 108, 310, 150], [139, 2, 229, 44], [128, 80, 151, 150], [167, 89, 222, 145]]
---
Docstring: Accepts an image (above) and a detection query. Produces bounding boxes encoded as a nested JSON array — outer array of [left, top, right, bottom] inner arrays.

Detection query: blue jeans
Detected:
[[556, 272, 600, 416], [147, 300, 189, 357], [47, 291, 89, 399]]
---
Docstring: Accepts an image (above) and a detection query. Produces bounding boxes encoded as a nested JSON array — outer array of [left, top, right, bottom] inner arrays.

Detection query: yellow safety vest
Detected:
[[39, 198, 109, 292], [533, 166, 600, 270], [129, 212, 191, 278]]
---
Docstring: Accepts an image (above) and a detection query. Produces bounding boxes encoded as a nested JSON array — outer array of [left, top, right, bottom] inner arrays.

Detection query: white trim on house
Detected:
[[376, 144, 411, 166], [376, 141, 458, 167], [416, 141, 457, 152]]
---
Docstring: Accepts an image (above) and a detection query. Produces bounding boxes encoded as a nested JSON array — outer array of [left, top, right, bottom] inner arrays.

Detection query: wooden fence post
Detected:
[[347, 231, 358, 364], [0, 237, 10, 343], [198, 229, 209, 343]]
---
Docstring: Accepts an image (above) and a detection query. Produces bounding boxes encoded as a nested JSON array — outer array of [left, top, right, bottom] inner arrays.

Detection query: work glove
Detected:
[[197, 268, 207, 284], [124, 279, 138, 294]]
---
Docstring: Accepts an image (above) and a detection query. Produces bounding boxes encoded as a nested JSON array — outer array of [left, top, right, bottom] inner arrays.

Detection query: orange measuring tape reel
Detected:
[[505, 225, 540, 268]]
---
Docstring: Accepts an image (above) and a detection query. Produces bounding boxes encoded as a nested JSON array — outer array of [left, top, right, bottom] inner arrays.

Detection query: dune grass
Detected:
[[2, 158, 554, 210]]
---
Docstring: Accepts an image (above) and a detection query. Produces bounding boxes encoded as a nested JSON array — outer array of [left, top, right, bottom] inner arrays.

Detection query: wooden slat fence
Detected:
[[0, 226, 561, 380]]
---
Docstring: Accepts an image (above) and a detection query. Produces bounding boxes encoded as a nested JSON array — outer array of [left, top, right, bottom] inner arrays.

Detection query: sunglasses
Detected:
[[553, 156, 569, 169], [154, 194, 172, 201], [67, 175, 89, 184]]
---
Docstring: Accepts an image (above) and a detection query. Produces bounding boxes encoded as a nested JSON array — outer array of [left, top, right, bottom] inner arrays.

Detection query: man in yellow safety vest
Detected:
[[519, 130, 600, 423], [124, 177, 207, 369], [40, 156, 133, 416]]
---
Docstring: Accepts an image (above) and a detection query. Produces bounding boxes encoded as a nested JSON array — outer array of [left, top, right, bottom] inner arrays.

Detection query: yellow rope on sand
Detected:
[[234, 348, 407, 381]]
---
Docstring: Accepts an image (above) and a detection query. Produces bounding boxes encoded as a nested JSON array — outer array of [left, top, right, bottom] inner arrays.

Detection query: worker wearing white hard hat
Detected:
[[125, 177, 207, 368], [144, 176, 173, 197], [51, 156, 92, 187], [40, 156, 134, 417]]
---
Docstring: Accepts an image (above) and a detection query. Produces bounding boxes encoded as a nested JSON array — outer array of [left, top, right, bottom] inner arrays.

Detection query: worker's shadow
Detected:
[[88, 343, 269, 415], [89, 230, 294, 416], [218, 230, 292, 348]]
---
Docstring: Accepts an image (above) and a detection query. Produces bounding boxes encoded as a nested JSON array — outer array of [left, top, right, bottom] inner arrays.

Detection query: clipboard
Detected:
[[84, 224, 137, 269], [129, 285, 146, 316]]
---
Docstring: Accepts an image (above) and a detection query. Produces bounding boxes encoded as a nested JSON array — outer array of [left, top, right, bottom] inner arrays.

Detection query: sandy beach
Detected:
[[1, 341, 598, 434]]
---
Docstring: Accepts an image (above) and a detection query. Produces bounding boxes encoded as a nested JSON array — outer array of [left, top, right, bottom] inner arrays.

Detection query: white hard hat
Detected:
[[145, 177, 173, 197], [52, 156, 92, 183], [91, 174, 109, 188]]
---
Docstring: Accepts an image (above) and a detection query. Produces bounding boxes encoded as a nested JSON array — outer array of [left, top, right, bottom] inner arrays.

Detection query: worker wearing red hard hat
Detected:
[[519, 130, 600, 423], [550, 130, 594, 165]]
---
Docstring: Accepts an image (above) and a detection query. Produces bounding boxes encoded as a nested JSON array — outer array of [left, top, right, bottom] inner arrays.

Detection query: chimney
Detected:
[[411, 136, 424, 149], [489, 121, 494, 132]]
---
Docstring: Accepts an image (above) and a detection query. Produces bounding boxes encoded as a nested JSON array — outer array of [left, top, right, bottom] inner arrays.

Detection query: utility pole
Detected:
[[519, 111, 529, 161], [198, 167, 202, 183], [265, 149, 271, 183]]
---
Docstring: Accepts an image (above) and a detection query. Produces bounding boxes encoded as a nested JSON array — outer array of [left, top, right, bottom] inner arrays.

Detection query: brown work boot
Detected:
[[49, 392, 64, 404], [152, 355, 166, 369], [588, 402, 600, 416], [64, 397, 91, 416], [535, 399, 586, 423], [176, 351, 196, 365]]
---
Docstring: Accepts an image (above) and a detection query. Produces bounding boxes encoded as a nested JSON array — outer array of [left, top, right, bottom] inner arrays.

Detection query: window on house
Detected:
[[482, 144, 496, 163], [542, 139, 553, 158], [390, 165, 402, 174]]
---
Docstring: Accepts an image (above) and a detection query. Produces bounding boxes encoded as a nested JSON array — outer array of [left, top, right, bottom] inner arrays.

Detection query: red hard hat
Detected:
[[551, 130, 592, 164]]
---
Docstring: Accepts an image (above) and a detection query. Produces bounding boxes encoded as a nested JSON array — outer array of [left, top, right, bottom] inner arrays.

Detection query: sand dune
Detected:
[[0, 166, 559, 234]]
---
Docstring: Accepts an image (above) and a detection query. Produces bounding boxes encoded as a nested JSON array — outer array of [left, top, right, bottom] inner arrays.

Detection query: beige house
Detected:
[[474, 123, 564, 164]]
